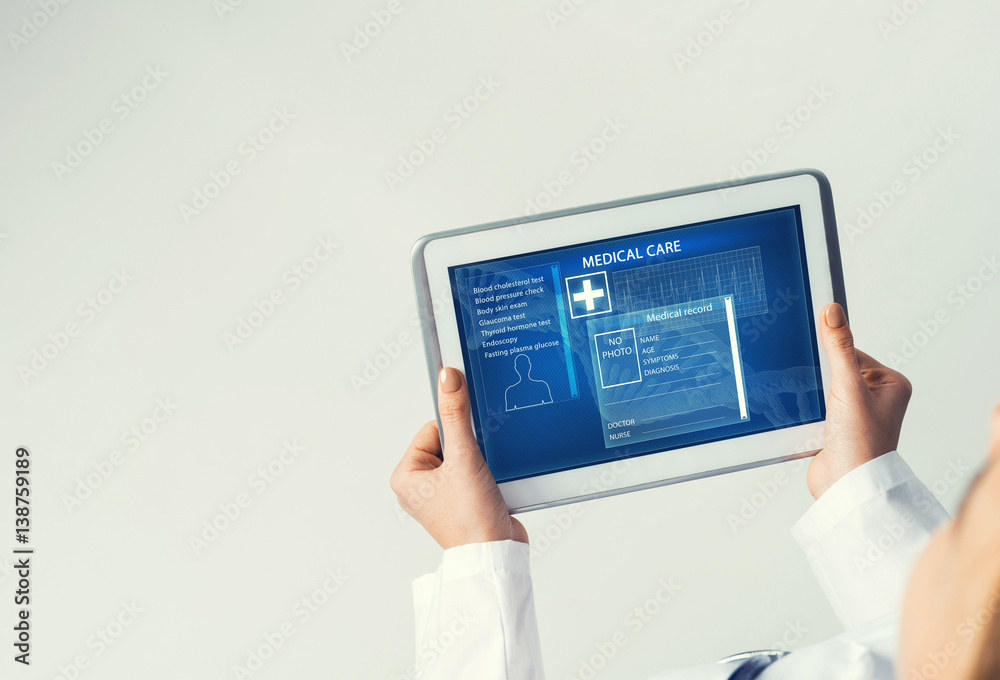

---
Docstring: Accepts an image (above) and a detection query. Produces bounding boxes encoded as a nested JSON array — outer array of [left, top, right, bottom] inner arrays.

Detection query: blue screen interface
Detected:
[[448, 206, 825, 483]]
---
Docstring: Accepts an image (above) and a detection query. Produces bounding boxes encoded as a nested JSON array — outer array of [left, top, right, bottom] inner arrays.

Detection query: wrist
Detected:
[[807, 448, 895, 499], [439, 539, 531, 574], [440, 525, 527, 550]]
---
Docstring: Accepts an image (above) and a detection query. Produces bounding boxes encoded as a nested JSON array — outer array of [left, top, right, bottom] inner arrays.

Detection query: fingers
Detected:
[[407, 420, 443, 462], [436, 367, 480, 464], [390, 421, 442, 495], [855, 349, 913, 396], [820, 303, 866, 394], [853, 348, 883, 371]]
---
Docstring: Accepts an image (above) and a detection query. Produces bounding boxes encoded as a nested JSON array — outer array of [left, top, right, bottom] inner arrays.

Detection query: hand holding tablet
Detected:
[[411, 170, 848, 512], [806, 305, 913, 499], [389, 368, 529, 549]]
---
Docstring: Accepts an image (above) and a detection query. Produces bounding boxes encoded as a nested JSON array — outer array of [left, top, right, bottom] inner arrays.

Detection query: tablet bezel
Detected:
[[412, 169, 845, 513]]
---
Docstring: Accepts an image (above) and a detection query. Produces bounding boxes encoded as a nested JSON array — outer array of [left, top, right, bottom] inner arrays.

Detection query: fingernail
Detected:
[[440, 367, 461, 393], [826, 304, 846, 329]]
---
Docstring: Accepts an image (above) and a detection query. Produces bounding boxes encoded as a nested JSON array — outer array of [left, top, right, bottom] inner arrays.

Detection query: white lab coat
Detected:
[[408, 451, 949, 679]]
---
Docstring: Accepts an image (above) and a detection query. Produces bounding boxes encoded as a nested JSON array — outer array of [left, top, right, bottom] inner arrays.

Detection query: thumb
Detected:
[[820, 303, 866, 394], [436, 367, 480, 462]]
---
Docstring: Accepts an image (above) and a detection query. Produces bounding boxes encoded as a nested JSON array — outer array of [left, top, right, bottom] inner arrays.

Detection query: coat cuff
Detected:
[[791, 451, 913, 544], [412, 540, 531, 608]]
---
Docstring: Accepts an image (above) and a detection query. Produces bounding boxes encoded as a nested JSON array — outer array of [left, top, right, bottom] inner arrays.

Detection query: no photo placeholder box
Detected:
[[594, 328, 642, 388]]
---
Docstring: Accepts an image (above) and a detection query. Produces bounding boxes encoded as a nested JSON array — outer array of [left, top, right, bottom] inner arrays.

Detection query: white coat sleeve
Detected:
[[791, 450, 950, 630], [410, 539, 545, 679]]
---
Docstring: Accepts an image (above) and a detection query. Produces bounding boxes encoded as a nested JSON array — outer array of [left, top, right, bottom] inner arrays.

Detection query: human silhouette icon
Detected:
[[504, 353, 553, 411]]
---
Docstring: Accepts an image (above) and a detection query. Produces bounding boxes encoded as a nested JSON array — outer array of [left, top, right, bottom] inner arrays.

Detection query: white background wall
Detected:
[[1, 1, 998, 678]]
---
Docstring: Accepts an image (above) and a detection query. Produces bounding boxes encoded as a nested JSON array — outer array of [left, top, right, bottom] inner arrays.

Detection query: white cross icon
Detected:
[[573, 279, 605, 311]]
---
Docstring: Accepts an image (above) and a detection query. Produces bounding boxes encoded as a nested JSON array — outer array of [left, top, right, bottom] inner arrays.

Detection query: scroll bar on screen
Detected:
[[724, 295, 748, 420]]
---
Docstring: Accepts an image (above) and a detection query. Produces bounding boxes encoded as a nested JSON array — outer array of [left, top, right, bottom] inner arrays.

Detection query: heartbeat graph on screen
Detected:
[[612, 247, 768, 318]]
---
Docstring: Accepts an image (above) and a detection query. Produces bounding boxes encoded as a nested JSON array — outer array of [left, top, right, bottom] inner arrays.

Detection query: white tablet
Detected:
[[411, 170, 845, 513]]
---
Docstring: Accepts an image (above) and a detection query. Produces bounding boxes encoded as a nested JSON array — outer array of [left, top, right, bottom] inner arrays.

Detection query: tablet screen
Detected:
[[448, 206, 824, 483]]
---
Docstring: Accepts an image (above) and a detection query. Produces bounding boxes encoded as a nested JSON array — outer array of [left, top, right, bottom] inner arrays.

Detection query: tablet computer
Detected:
[[411, 169, 844, 513]]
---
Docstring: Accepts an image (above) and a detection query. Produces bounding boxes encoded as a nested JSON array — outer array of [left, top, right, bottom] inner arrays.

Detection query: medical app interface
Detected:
[[449, 207, 825, 483]]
